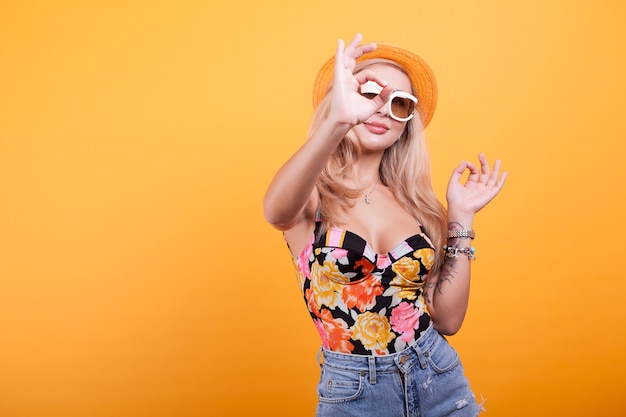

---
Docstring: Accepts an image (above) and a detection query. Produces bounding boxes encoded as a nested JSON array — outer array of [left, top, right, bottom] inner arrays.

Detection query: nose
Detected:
[[376, 101, 390, 117]]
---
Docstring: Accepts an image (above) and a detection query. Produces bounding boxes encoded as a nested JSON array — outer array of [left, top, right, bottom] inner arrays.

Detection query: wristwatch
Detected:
[[447, 229, 475, 239]]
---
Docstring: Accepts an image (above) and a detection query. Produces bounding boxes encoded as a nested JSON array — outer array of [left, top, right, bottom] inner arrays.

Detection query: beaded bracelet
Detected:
[[443, 245, 476, 260]]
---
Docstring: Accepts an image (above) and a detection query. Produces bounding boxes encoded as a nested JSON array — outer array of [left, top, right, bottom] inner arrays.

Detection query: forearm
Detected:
[[427, 153, 507, 334], [263, 116, 352, 230], [427, 210, 475, 335]]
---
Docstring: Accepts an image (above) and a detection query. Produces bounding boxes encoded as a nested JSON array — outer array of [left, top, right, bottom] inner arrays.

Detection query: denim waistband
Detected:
[[319, 323, 439, 380]]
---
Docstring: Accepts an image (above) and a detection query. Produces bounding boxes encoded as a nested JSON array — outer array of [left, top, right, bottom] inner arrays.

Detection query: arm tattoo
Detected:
[[424, 280, 434, 304], [424, 222, 467, 303], [448, 221, 464, 236], [433, 222, 465, 295], [424, 248, 458, 303], [438, 255, 458, 294]]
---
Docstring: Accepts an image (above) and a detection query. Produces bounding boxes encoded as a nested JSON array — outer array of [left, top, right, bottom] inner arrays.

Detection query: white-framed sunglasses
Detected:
[[359, 81, 418, 122]]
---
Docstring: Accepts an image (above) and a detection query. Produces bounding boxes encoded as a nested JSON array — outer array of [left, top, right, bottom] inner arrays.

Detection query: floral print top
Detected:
[[289, 220, 435, 356]]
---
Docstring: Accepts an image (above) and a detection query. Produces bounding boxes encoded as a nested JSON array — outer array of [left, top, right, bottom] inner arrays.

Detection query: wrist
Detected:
[[447, 229, 475, 240], [446, 213, 474, 232], [447, 220, 475, 246], [316, 116, 353, 146], [447, 204, 474, 219], [326, 110, 358, 131]]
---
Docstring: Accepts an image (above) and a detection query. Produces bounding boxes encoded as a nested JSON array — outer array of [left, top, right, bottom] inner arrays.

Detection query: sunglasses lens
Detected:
[[391, 97, 416, 119]]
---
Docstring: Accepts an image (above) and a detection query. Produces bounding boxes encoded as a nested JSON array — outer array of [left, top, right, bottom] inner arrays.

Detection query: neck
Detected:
[[350, 156, 382, 186]]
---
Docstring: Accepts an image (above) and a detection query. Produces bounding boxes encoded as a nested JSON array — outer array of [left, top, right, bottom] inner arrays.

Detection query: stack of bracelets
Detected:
[[444, 229, 476, 260]]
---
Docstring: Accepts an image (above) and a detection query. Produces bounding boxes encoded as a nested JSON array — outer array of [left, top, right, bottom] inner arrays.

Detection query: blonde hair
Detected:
[[310, 58, 447, 274]]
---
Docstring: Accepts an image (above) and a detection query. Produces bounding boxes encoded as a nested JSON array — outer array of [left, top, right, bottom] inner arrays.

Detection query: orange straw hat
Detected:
[[312, 43, 438, 127]]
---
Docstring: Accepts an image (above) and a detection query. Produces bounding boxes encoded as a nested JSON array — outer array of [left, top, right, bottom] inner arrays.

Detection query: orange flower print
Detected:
[[310, 260, 343, 308], [392, 256, 424, 283], [352, 312, 396, 352], [313, 318, 330, 349], [413, 248, 435, 270], [319, 309, 354, 353], [355, 257, 376, 275], [389, 301, 422, 342], [305, 288, 322, 319], [342, 276, 383, 311], [388, 256, 426, 300], [388, 279, 418, 301]]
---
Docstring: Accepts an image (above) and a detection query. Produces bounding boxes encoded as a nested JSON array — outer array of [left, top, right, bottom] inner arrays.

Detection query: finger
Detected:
[[478, 152, 490, 177], [465, 161, 480, 183], [346, 34, 377, 62], [352, 71, 391, 113], [346, 33, 363, 52], [334, 38, 357, 86], [475, 152, 493, 185], [488, 168, 508, 196], [450, 160, 469, 183], [486, 158, 502, 187], [334, 38, 345, 73], [353, 70, 388, 90], [355, 42, 377, 59], [343, 34, 363, 64], [496, 170, 508, 191]]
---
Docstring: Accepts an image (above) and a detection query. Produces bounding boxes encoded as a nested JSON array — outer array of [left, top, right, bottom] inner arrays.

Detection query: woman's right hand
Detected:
[[330, 33, 392, 126], [264, 34, 387, 232]]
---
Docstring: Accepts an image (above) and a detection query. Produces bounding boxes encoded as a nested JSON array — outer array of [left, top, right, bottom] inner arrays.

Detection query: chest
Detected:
[[334, 194, 423, 255]]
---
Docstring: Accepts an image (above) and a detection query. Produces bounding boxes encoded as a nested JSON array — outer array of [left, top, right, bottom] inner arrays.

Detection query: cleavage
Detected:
[[336, 221, 423, 255]]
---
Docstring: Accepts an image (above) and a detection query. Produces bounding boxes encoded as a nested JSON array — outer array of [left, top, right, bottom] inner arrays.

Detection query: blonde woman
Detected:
[[264, 33, 507, 417]]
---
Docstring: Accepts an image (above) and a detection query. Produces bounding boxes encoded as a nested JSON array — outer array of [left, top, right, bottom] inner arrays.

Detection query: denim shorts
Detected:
[[315, 324, 483, 417]]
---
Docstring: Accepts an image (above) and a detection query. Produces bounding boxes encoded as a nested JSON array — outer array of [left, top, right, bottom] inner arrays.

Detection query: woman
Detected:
[[264, 33, 507, 417]]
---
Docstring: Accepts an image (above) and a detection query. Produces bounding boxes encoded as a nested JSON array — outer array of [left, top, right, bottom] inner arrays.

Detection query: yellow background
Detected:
[[1, 1, 625, 416]]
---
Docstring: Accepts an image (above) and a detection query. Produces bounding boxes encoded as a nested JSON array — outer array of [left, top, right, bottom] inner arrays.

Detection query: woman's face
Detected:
[[351, 63, 413, 153]]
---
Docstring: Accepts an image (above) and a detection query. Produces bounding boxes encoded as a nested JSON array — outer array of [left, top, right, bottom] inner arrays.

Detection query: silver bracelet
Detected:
[[443, 245, 476, 260], [447, 229, 475, 239]]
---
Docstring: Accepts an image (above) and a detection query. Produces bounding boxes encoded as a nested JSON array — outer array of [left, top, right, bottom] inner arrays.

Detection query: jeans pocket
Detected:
[[317, 366, 364, 403], [425, 336, 460, 374]]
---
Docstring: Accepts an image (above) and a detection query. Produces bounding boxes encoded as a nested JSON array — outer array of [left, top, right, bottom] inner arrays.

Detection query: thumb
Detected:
[[450, 160, 468, 183]]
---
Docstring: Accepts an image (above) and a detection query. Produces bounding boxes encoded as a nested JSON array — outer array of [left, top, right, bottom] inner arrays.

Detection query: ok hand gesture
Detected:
[[446, 153, 508, 217], [330, 33, 392, 126]]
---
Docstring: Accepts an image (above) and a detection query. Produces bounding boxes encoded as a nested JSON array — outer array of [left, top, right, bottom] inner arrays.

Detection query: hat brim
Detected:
[[312, 43, 438, 128]]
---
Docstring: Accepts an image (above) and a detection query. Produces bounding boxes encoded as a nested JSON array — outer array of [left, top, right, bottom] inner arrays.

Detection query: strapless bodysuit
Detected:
[[289, 219, 435, 356]]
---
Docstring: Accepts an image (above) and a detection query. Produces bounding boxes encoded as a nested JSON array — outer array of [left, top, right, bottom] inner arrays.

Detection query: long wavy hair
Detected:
[[309, 58, 447, 275]]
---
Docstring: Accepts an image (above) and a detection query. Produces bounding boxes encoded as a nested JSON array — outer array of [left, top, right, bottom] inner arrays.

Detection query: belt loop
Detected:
[[317, 347, 324, 366], [368, 357, 377, 384], [412, 343, 427, 369]]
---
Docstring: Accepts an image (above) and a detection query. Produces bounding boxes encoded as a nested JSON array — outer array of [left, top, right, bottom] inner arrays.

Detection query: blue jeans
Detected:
[[315, 324, 483, 417]]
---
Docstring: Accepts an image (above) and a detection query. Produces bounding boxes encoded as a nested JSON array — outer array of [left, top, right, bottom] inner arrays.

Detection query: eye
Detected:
[[361, 92, 379, 99], [395, 98, 410, 109]]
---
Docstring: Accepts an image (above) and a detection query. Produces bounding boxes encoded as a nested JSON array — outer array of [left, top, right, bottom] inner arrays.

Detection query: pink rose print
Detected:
[[313, 318, 330, 349], [376, 255, 392, 269], [331, 248, 348, 259], [296, 245, 313, 279], [389, 302, 420, 342]]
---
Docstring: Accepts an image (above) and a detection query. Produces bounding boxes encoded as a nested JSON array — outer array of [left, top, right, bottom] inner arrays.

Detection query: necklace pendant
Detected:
[[365, 195, 371, 204]]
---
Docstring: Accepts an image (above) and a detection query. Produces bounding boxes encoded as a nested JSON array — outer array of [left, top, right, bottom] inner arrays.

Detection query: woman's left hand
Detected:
[[446, 153, 508, 216]]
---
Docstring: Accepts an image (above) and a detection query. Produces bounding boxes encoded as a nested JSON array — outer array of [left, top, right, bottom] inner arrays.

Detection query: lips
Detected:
[[364, 121, 390, 134]]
